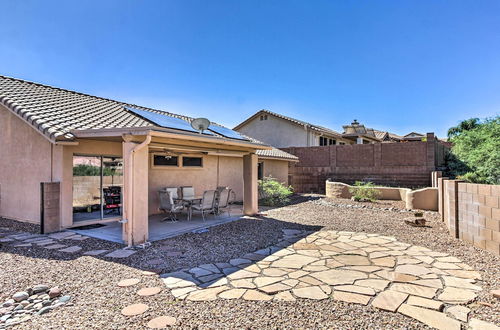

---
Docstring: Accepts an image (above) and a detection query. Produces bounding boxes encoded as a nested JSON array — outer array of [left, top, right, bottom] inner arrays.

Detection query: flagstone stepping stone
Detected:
[[198, 264, 220, 274], [271, 255, 318, 269], [165, 251, 182, 257], [391, 283, 438, 299], [410, 279, 443, 289], [288, 270, 309, 279], [394, 265, 431, 277], [333, 255, 370, 266], [407, 296, 444, 311], [83, 249, 108, 256], [230, 258, 251, 266], [105, 249, 137, 258], [219, 289, 246, 299], [293, 243, 320, 250], [444, 269, 481, 280], [355, 279, 390, 292], [222, 267, 240, 275], [117, 278, 141, 287], [230, 279, 256, 289], [242, 290, 273, 301], [197, 274, 224, 283], [371, 290, 408, 312], [254, 276, 285, 288], [121, 303, 149, 316], [35, 240, 55, 246], [204, 277, 228, 288], [292, 286, 329, 300], [415, 256, 435, 264], [14, 243, 32, 247], [345, 266, 381, 273], [274, 291, 296, 301], [147, 316, 177, 328], [446, 305, 470, 322], [310, 269, 367, 285], [141, 271, 159, 276], [332, 291, 371, 305], [45, 244, 66, 249], [398, 304, 460, 330], [189, 267, 213, 277], [436, 256, 461, 263], [372, 257, 396, 267], [240, 264, 261, 273], [262, 268, 288, 277], [260, 283, 291, 294], [170, 287, 197, 298], [148, 259, 165, 266], [227, 269, 260, 280], [468, 318, 500, 330], [187, 286, 228, 301], [70, 236, 90, 241], [58, 246, 82, 253], [442, 276, 481, 291], [438, 287, 477, 304], [0, 238, 15, 242], [433, 262, 461, 270], [299, 276, 324, 286], [48, 231, 75, 240], [138, 287, 162, 296], [334, 285, 376, 296]]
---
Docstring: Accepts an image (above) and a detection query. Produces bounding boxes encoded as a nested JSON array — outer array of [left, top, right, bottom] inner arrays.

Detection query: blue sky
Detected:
[[1, 0, 499, 137]]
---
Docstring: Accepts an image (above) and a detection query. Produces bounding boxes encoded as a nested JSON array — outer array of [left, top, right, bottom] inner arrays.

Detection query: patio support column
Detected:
[[122, 136, 150, 246], [243, 152, 258, 216]]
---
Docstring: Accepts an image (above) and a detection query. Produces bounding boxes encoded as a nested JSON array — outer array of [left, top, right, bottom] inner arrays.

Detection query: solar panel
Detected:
[[125, 107, 213, 135], [208, 124, 250, 141]]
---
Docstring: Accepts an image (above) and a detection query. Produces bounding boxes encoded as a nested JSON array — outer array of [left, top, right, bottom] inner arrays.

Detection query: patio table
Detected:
[[175, 197, 202, 221]]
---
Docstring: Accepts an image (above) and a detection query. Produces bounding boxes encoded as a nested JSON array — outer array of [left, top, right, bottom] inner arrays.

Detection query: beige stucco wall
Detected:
[[236, 115, 310, 148], [261, 159, 289, 185], [325, 181, 410, 202], [0, 106, 53, 223], [406, 187, 438, 211]]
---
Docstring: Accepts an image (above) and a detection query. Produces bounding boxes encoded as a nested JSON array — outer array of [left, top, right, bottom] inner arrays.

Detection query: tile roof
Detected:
[[0, 75, 260, 145], [234, 109, 344, 137], [244, 135, 298, 161]]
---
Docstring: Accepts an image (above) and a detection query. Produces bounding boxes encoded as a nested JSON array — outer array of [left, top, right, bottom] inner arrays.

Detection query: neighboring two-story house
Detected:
[[233, 109, 353, 148]]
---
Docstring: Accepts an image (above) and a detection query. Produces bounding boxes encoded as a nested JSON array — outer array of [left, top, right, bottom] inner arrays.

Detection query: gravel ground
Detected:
[[0, 196, 499, 329]]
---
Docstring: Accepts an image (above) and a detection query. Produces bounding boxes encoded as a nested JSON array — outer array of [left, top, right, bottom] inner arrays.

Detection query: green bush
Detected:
[[258, 176, 293, 207], [348, 181, 381, 202], [446, 116, 500, 184]]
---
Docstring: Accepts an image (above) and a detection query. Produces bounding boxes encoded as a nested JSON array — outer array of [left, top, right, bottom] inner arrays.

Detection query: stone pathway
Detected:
[[160, 229, 496, 330], [0, 229, 137, 258]]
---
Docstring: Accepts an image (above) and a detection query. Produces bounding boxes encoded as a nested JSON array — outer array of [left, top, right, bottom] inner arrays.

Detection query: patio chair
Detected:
[[180, 186, 195, 199], [165, 187, 180, 200], [158, 189, 184, 222], [190, 190, 217, 221], [216, 188, 232, 217]]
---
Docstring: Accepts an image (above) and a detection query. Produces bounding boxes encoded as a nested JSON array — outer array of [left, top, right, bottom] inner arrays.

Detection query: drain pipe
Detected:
[[127, 133, 152, 247]]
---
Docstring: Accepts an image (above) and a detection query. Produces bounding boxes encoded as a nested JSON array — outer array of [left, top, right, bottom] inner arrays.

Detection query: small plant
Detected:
[[414, 211, 424, 217], [348, 181, 381, 202], [258, 176, 293, 207]]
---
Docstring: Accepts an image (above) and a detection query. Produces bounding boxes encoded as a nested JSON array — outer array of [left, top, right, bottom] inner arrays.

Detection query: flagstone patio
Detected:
[[160, 229, 486, 329]]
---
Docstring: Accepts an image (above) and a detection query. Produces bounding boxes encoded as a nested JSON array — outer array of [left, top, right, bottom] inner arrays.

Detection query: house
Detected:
[[0, 75, 297, 245], [233, 109, 353, 148]]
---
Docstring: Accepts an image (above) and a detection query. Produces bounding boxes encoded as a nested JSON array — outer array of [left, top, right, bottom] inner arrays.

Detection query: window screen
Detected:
[[182, 157, 203, 167], [153, 155, 179, 166]]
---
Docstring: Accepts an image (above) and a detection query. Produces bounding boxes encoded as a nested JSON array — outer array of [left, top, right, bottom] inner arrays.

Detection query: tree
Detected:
[[447, 118, 480, 139], [446, 116, 500, 184]]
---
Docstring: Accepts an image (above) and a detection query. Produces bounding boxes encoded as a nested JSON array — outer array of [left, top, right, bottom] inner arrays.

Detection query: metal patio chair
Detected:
[[158, 189, 184, 222], [190, 190, 217, 221]]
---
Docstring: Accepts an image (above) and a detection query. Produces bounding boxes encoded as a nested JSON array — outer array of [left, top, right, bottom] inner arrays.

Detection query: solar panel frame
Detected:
[[125, 107, 214, 136], [208, 124, 250, 141]]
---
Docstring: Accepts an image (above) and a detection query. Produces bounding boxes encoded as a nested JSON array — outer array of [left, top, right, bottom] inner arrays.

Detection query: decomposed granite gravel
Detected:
[[0, 196, 499, 329]]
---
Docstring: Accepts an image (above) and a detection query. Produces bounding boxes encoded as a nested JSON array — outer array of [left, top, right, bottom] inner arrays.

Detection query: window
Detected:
[[320, 137, 336, 146], [329, 139, 336, 145], [182, 157, 203, 167], [260, 115, 268, 121], [153, 155, 179, 166], [258, 162, 264, 180]]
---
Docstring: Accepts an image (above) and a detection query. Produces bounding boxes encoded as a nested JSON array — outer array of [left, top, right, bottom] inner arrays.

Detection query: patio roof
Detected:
[[0, 75, 266, 150]]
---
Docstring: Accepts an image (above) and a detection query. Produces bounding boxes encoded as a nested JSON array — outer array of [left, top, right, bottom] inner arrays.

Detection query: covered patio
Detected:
[[68, 127, 268, 246]]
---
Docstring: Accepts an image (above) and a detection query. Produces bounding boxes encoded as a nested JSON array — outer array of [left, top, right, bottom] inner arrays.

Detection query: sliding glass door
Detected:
[[72, 155, 123, 222]]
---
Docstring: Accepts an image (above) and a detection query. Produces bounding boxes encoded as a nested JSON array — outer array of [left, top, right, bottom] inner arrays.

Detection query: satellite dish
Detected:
[[191, 118, 211, 134]]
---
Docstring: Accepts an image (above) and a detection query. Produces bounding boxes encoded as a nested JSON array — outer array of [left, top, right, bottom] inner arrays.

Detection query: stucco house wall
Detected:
[[236, 115, 310, 148], [0, 105, 53, 223], [261, 159, 290, 184]]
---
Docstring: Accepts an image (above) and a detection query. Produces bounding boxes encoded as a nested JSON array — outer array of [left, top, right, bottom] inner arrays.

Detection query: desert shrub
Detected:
[[446, 116, 500, 184], [348, 181, 381, 202], [258, 176, 293, 207]]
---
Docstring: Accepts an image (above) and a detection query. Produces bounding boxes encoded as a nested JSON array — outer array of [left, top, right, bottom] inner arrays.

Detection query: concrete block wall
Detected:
[[438, 177, 500, 256], [283, 134, 446, 193]]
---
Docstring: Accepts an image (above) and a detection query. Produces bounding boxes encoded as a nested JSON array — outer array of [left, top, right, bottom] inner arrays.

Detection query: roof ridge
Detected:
[[0, 74, 193, 122]]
